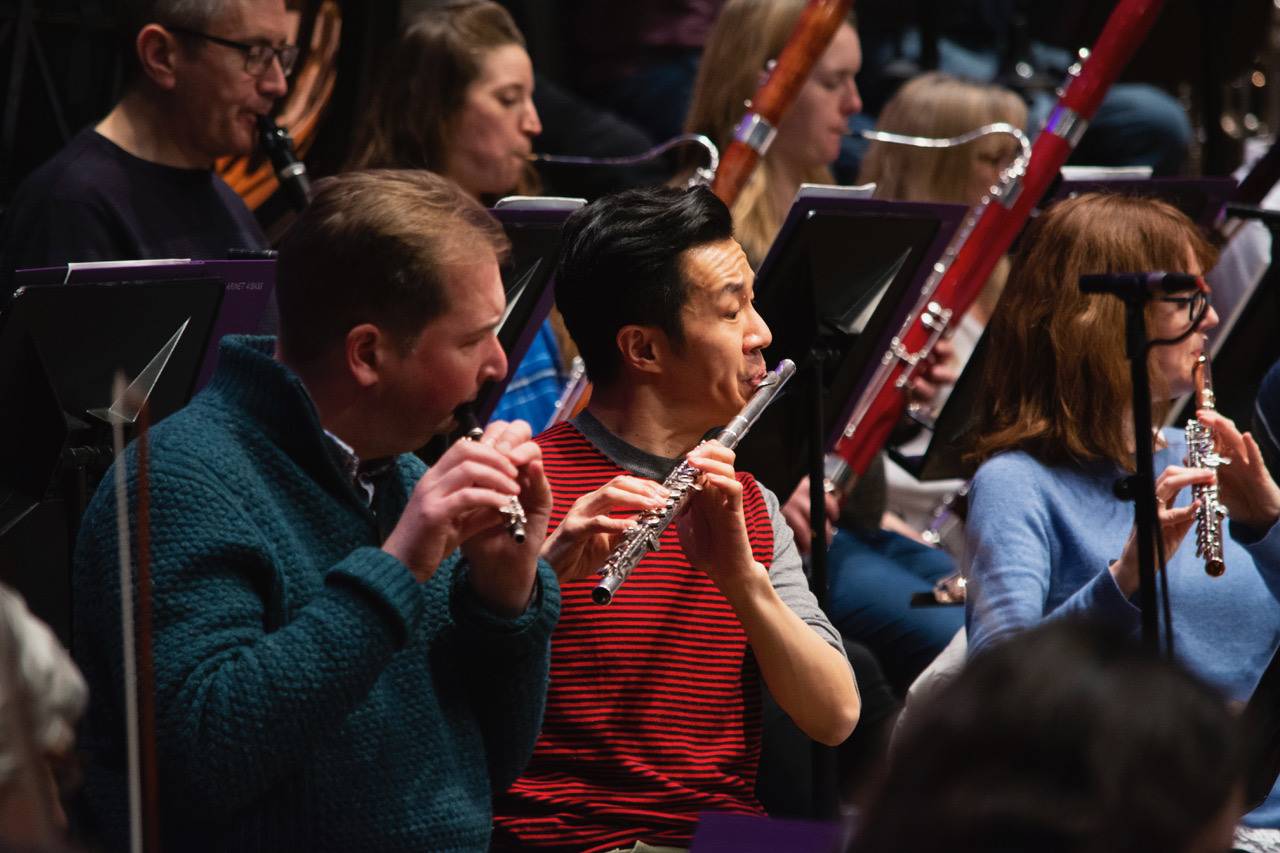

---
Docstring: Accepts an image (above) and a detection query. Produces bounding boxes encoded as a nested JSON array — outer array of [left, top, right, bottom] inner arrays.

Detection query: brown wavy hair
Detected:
[[343, 0, 537, 195], [971, 193, 1218, 470]]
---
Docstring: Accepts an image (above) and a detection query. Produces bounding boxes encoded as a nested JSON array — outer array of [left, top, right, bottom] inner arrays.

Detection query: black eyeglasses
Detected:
[[1160, 287, 1210, 325], [166, 26, 298, 76]]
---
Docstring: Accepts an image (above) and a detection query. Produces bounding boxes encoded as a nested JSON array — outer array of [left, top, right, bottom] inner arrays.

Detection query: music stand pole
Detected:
[[799, 352, 838, 819], [807, 354, 829, 609]]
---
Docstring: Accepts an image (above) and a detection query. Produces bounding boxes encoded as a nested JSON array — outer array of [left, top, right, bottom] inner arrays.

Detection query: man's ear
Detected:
[[136, 24, 182, 90], [344, 324, 386, 388], [616, 325, 665, 376]]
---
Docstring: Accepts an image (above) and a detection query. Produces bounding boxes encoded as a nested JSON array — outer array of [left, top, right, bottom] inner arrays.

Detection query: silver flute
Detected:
[[592, 359, 796, 604], [459, 409, 528, 544], [1186, 354, 1228, 577]]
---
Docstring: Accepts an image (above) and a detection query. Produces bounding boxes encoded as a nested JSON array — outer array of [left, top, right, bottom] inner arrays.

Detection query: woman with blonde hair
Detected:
[[861, 72, 1025, 340], [965, 192, 1280, 827], [683, 0, 862, 266], [858, 71, 1026, 208]]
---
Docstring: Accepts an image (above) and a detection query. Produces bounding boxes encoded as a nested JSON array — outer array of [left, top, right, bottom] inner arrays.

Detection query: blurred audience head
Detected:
[[848, 619, 1245, 853], [0, 585, 87, 847]]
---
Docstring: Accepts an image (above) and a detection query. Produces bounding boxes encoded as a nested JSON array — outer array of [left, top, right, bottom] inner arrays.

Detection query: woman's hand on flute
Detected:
[[1194, 409, 1280, 532], [1111, 464, 1212, 597]]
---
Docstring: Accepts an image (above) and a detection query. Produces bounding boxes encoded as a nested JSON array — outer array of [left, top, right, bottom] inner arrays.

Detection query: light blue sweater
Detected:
[[965, 430, 1280, 827]]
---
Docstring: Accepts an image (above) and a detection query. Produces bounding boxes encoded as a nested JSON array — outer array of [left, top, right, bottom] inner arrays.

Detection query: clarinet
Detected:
[[1186, 354, 1228, 577], [823, 0, 1170, 499], [257, 115, 312, 213], [593, 359, 796, 605]]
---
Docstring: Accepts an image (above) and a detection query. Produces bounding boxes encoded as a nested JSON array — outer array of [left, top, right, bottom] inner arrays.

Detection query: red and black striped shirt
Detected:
[[492, 419, 779, 852]]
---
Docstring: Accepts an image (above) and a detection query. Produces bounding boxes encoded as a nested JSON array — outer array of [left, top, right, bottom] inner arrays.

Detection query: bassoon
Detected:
[[710, 0, 856, 207], [824, 0, 1170, 496], [540, 0, 853, 425]]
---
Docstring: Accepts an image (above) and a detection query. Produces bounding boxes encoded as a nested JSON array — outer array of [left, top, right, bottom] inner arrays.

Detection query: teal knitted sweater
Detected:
[[73, 336, 560, 852]]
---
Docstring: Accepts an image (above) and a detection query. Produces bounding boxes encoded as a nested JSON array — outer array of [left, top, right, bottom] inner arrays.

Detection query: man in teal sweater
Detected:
[[72, 170, 560, 851]]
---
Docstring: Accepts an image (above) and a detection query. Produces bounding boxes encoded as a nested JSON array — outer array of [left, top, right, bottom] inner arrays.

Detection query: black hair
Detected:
[[554, 185, 734, 388]]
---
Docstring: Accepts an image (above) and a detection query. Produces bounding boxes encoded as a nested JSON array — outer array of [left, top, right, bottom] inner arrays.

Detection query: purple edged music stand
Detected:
[[734, 191, 967, 499], [690, 812, 845, 853], [473, 196, 585, 424], [13, 257, 275, 394]]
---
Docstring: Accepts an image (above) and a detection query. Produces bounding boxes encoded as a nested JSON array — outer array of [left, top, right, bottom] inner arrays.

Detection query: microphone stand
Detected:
[[1081, 279, 1162, 648]]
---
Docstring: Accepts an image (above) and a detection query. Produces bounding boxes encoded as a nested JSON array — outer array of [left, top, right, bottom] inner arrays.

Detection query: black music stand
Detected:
[[13, 257, 276, 394], [735, 191, 967, 500], [0, 277, 225, 645], [1195, 203, 1280, 429], [731, 189, 965, 822], [1051, 175, 1236, 229], [474, 196, 585, 423], [894, 328, 990, 484]]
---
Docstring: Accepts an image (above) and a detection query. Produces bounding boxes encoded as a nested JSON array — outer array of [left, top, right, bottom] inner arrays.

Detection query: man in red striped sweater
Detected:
[[492, 185, 860, 853]]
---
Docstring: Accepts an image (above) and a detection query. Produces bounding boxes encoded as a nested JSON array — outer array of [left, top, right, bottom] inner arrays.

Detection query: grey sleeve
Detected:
[[761, 485, 848, 658]]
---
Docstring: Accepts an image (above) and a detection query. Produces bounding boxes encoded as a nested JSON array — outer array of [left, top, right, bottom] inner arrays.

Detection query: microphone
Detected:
[[256, 115, 312, 213], [1079, 272, 1202, 297], [1113, 476, 1135, 501]]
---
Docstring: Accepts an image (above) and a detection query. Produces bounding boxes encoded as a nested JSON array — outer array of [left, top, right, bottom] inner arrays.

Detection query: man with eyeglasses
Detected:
[[0, 0, 292, 298]]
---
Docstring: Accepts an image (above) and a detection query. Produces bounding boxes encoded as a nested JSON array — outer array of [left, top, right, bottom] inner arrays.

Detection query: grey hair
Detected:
[[120, 0, 229, 85], [127, 0, 228, 33], [0, 585, 87, 788]]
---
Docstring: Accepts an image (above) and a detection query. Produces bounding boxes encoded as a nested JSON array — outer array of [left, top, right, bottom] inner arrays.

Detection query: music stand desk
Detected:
[[735, 191, 967, 498], [476, 196, 585, 424], [14, 258, 275, 393]]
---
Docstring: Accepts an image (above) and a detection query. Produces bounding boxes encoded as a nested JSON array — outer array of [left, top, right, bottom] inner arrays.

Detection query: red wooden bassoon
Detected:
[[710, 0, 856, 207], [824, 0, 1170, 495]]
